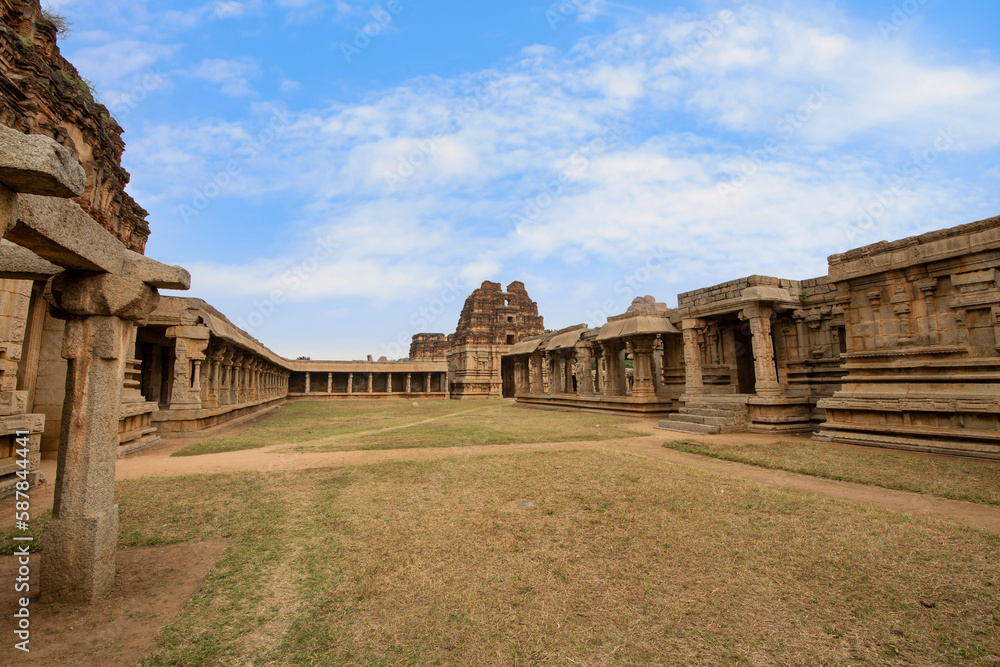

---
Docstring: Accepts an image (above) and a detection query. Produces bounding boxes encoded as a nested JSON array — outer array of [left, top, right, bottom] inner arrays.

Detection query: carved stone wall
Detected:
[[816, 215, 1000, 458]]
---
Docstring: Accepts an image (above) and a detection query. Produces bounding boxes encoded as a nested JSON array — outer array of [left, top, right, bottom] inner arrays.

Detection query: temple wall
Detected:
[[816, 216, 1000, 458], [0, 277, 43, 495], [33, 306, 64, 458]]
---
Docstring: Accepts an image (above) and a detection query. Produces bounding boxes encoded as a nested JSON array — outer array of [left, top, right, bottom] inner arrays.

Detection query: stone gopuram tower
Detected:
[[447, 281, 544, 399]]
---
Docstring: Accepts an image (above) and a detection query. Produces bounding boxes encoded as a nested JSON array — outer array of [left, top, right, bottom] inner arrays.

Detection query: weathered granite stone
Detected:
[[123, 250, 191, 290], [11, 194, 126, 273], [46, 272, 159, 321], [0, 123, 86, 197], [42, 313, 132, 602], [0, 238, 60, 279]]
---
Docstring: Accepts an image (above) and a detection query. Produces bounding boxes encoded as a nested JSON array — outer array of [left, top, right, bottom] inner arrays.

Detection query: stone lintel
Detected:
[[10, 194, 126, 273], [45, 272, 160, 322], [0, 124, 87, 198], [166, 325, 211, 340], [0, 239, 61, 279], [123, 250, 191, 290]]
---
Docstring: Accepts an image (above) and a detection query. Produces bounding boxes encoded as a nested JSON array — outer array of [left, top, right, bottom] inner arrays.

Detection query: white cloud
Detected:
[[212, 1, 246, 19], [134, 2, 1000, 314], [67, 40, 180, 88], [191, 57, 260, 96]]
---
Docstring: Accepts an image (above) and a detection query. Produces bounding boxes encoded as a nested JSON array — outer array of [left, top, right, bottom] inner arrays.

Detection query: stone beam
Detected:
[[9, 195, 125, 272], [6, 195, 190, 289], [123, 250, 191, 290], [0, 239, 61, 280], [0, 124, 86, 199]]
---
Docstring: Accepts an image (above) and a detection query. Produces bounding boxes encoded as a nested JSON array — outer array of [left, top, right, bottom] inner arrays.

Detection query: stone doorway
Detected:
[[733, 323, 756, 394], [501, 357, 515, 398]]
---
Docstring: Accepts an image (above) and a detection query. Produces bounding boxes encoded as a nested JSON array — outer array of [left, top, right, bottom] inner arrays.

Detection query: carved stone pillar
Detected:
[[406, 373, 412, 393], [741, 306, 781, 397], [42, 272, 159, 602], [629, 335, 656, 400], [528, 354, 542, 394], [304, 372, 311, 395], [573, 346, 592, 396], [600, 341, 624, 397], [681, 319, 705, 395], [251, 359, 261, 401], [368, 372, 373, 393], [545, 353, 558, 395], [592, 348, 602, 394], [348, 372, 354, 394], [425, 372, 431, 393], [165, 325, 210, 410], [202, 349, 223, 409], [387, 372, 393, 394], [228, 351, 243, 405]]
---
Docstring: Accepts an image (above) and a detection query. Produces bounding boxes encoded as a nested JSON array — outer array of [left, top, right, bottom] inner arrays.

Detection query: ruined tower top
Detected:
[[409, 333, 448, 361], [449, 280, 544, 348], [0, 0, 151, 253]]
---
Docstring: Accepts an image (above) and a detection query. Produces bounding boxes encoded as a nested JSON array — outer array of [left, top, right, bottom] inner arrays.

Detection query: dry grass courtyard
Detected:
[[2, 399, 999, 666]]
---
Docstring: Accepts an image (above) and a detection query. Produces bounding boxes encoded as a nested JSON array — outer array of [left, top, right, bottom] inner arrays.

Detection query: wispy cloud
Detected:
[[191, 57, 260, 96], [125, 2, 999, 324]]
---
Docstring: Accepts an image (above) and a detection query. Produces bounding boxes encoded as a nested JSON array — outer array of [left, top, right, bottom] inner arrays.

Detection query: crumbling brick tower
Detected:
[[447, 281, 544, 398], [409, 333, 448, 362]]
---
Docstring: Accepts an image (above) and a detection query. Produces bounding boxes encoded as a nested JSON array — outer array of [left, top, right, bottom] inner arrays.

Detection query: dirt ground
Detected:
[[5, 408, 1000, 534], [2, 406, 999, 665], [0, 539, 226, 666]]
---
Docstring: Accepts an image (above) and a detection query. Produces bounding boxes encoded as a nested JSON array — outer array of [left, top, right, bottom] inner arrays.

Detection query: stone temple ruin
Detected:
[[0, 0, 998, 607], [445, 280, 545, 399], [503, 217, 1000, 460]]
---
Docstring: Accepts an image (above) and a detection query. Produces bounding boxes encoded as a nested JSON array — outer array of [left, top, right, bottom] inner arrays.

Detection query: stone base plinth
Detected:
[[154, 396, 286, 433], [0, 413, 45, 499], [515, 393, 675, 417], [816, 395, 1000, 459], [118, 401, 160, 457], [748, 396, 815, 433], [41, 506, 118, 602]]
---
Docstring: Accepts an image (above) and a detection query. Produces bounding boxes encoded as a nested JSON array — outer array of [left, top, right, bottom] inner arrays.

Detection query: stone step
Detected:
[[684, 400, 748, 410], [670, 413, 734, 426], [680, 407, 740, 418], [655, 420, 722, 435]]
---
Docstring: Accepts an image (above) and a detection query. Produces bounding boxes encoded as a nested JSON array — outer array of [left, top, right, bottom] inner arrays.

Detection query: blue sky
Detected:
[[44, 0, 1000, 360]]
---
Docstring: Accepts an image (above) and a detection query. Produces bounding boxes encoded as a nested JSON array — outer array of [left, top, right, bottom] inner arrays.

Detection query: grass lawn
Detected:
[[174, 399, 647, 457], [301, 401, 647, 452], [78, 451, 1000, 665], [663, 439, 1000, 506], [172, 399, 504, 456]]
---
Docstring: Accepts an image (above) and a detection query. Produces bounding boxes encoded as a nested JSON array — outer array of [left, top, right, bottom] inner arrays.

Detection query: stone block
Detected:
[[0, 240, 61, 280], [41, 508, 118, 602], [0, 124, 87, 198], [11, 195, 126, 273]]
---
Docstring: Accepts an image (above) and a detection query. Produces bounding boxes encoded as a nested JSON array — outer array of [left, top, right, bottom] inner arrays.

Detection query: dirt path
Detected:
[[10, 417, 1000, 536]]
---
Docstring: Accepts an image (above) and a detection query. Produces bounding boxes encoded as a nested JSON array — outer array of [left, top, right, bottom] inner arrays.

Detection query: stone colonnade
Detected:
[[296, 370, 447, 396], [510, 306, 786, 404]]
